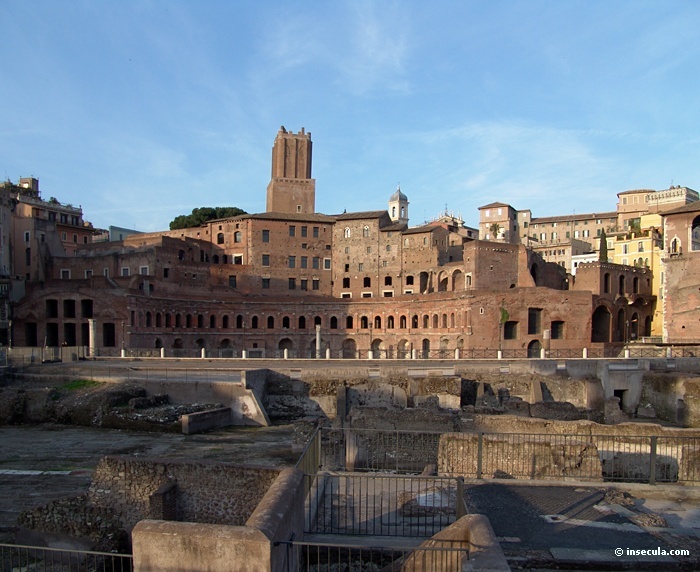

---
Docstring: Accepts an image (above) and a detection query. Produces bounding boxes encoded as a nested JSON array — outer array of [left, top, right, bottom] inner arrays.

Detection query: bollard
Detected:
[[120, 348, 126, 358], [455, 348, 460, 360], [201, 347, 206, 359], [624, 348, 630, 359], [411, 349, 417, 360], [540, 348, 546, 359], [242, 349, 247, 359], [326, 347, 331, 359], [368, 350, 373, 360], [497, 350, 503, 360], [160, 347, 165, 358], [284, 348, 288, 360], [582, 347, 588, 359]]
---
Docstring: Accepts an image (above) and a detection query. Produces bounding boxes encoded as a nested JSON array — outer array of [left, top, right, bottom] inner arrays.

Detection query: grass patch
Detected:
[[58, 379, 102, 392]]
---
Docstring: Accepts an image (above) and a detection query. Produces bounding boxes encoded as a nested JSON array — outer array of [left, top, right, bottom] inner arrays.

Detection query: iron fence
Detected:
[[0, 543, 132, 572], [307, 428, 700, 485], [6, 344, 700, 365], [275, 540, 469, 572], [304, 473, 465, 537]]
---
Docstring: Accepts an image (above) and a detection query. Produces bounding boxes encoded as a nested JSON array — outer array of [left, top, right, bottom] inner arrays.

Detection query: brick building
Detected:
[[9, 127, 660, 355]]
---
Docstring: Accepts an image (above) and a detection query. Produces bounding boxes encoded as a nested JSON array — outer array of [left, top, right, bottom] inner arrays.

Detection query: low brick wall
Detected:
[[88, 457, 281, 532]]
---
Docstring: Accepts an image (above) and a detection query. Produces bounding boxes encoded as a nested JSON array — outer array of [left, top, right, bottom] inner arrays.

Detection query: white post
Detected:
[[454, 348, 460, 360], [326, 347, 331, 359], [368, 350, 374, 359], [624, 348, 630, 359], [88, 319, 96, 358], [411, 348, 417, 360], [666, 347, 672, 358], [201, 347, 206, 359], [315, 324, 321, 359], [242, 349, 247, 359], [284, 348, 289, 360], [497, 350, 503, 360], [120, 348, 126, 358], [540, 348, 546, 359], [582, 347, 588, 359], [160, 347, 165, 358]]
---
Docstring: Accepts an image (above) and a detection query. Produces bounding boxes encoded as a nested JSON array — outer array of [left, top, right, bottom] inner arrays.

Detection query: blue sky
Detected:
[[3, 1, 700, 232]]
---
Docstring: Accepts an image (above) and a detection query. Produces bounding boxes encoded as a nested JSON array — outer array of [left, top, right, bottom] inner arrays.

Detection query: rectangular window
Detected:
[[81, 299, 93, 318], [262, 278, 270, 289], [228, 275, 237, 288], [289, 225, 296, 237], [121, 267, 130, 277], [46, 299, 59, 318], [343, 277, 350, 288], [233, 255, 243, 264], [324, 258, 331, 270], [312, 226, 319, 238], [366, 246, 372, 253], [504, 321, 518, 339], [63, 299, 76, 318], [312, 257, 320, 269], [312, 279, 319, 290], [551, 320, 565, 339], [358, 263, 364, 271], [85, 270, 93, 278], [262, 254, 270, 266], [164, 268, 170, 278], [300, 279, 308, 291], [140, 266, 149, 275], [262, 229, 270, 242], [288, 278, 296, 290], [301, 226, 307, 237], [288, 256, 296, 268], [24, 231, 30, 242], [528, 308, 542, 335], [301, 256, 308, 269]]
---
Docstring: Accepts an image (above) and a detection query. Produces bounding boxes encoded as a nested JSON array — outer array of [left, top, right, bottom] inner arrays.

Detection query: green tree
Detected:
[[169, 207, 247, 230], [599, 229, 608, 262]]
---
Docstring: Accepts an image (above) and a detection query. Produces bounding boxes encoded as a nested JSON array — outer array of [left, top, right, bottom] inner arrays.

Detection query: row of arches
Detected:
[[136, 310, 470, 332], [591, 305, 652, 343]]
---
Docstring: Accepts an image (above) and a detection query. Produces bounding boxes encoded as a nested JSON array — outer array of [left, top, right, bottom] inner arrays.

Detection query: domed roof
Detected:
[[390, 185, 407, 202]]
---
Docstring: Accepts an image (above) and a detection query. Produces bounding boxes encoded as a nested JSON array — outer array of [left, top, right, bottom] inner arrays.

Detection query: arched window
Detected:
[[222, 315, 229, 328], [165, 313, 172, 327], [251, 316, 259, 329], [217, 233, 224, 244], [363, 226, 370, 238], [374, 316, 381, 329], [400, 315, 407, 329], [283, 316, 290, 329], [234, 231, 242, 243], [344, 227, 351, 238], [175, 314, 182, 328], [412, 315, 419, 328], [267, 316, 274, 329], [603, 273, 610, 294], [346, 316, 354, 329], [330, 316, 338, 329], [146, 312, 152, 327], [186, 314, 192, 328], [423, 315, 429, 328], [197, 314, 204, 328], [236, 315, 244, 329], [387, 316, 394, 329], [210, 315, 216, 328], [360, 316, 369, 329], [299, 316, 306, 329]]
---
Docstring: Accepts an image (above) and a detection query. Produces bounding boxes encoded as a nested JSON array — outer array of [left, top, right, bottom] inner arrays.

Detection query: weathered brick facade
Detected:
[[9, 127, 667, 354]]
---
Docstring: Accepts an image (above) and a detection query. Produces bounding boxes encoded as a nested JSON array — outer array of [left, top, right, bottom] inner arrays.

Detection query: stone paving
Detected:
[[465, 481, 700, 569]]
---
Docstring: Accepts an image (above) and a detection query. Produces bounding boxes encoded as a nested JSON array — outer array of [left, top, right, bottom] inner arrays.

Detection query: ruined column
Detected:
[[315, 324, 321, 359]]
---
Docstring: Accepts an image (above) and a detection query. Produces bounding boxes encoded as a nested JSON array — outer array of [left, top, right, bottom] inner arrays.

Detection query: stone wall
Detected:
[[641, 372, 700, 427], [88, 457, 281, 532]]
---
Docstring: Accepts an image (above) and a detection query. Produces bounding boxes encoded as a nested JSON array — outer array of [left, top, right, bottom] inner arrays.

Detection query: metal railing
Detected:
[[304, 473, 465, 537], [304, 428, 700, 485], [0, 543, 132, 572], [6, 344, 700, 365], [275, 540, 469, 572]]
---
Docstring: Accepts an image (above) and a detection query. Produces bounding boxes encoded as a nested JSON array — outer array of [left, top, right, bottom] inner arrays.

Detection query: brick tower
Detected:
[[265, 126, 316, 214]]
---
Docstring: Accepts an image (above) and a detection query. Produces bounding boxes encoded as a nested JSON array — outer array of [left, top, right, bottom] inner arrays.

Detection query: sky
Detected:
[[3, 1, 700, 232]]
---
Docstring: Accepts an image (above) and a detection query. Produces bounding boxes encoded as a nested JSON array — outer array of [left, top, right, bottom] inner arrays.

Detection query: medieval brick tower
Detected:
[[266, 126, 316, 214]]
